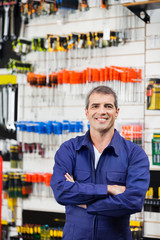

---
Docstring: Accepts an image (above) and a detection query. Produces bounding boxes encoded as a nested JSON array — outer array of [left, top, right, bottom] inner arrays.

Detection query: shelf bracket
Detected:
[[126, 6, 150, 23], [123, 1, 160, 24]]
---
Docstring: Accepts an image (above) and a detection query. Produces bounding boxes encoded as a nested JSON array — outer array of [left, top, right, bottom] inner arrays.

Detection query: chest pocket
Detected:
[[74, 169, 91, 183], [107, 172, 126, 185]]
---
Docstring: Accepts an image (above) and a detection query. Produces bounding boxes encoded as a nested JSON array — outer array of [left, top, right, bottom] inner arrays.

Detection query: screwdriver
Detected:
[[47, 121, 54, 158], [62, 120, 69, 143], [10, 145, 19, 169]]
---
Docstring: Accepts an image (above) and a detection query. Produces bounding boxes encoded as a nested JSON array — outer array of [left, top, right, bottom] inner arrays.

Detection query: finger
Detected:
[[66, 173, 74, 181], [65, 173, 72, 179], [64, 174, 70, 181], [66, 174, 72, 181], [65, 173, 71, 179], [65, 173, 74, 182], [77, 204, 87, 209], [65, 175, 71, 181]]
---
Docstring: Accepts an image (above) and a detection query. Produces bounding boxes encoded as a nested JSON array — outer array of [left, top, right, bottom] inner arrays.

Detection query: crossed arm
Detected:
[[51, 143, 150, 217], [65, 172, 126, 209]]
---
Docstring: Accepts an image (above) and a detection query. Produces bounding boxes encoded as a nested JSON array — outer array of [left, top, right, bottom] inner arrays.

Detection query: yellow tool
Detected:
[[158, 187, 160, 199], [147, 78, 160, 110], [0, 75, 16, 85], [7, 197, 17, 225]]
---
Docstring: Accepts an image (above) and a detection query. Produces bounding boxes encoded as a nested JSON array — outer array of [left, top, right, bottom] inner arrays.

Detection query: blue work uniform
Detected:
[[50, 130, 150, 240]]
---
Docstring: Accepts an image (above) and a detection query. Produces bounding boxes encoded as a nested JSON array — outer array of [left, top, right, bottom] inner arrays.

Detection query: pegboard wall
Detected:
[[1, 0, 160, 238]]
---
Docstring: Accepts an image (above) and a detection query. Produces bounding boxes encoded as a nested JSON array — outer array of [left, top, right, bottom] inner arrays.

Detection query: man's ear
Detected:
[[115, 108, 120, 119], [85, 108, 88, 119]]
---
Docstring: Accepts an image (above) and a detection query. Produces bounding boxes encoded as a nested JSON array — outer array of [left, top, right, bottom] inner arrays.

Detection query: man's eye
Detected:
[[106, 105, 113, 109], [92, 105, 98, 108]]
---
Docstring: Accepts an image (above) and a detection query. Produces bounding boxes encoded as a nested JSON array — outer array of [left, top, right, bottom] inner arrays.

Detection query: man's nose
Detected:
[[99, 106, 107, 114]]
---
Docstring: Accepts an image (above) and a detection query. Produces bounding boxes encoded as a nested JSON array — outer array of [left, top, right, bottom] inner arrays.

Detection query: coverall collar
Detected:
[[75, 129, 120, 156]]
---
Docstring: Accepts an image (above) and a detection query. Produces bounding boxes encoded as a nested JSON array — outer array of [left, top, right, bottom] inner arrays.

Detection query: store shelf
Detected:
[[145, 109, 160, 116], [23, 197, 65, 213], [122, 1, 160, 23], [150, 166, 160, 171], [143, 219, 160, 239]]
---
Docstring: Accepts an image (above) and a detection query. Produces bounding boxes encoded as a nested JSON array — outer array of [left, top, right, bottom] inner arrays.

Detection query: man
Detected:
[[50, 86, 150, 240]]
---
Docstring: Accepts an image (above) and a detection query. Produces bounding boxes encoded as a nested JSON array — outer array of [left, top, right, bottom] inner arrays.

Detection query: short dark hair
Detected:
[[85, 86, 118, 109]]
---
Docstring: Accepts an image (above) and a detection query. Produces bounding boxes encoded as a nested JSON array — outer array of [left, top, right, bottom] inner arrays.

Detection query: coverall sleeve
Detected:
[[50, 142, 107, 206], [87, 146, 150, 217]]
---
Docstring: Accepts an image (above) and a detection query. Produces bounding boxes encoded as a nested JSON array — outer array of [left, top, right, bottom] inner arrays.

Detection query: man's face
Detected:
[[85, 93, 119, 134]]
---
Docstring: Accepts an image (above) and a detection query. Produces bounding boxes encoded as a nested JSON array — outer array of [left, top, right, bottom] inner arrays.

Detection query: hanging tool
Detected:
[[7, 84, 16, 131], [59, 36, 68, 52], [79, 0, 89, 11], [19, 0, 28, 38], [146, 78, 160, 110], [96, 32, 103, 48], [13, 38, 32, 55], [8, 59, 33, 73], [101, 0, 108, 9], [45, 39, 51, 106], [48, 35, 58, 52], [3, 4, 10, 41], [32, 37, 39, 51], [87, 32, 92, 65], [152, 133, 160, 165], [72, 33, 81, 68], [19, 13, 26, 38], [61, 0, 79, 9], [10, 4, 16, 40], [103, 27, 111, 48], [0, 86, 3, 124], [44, 0, 57, 14], [2, 85, 8, 126], [110, 31, 118, 47], [38, 37, 47, 51], [7, 197, 17, 226], [10, 145, 19, 168], [0, 42, 2, 60], [0, 2, 4, 43]]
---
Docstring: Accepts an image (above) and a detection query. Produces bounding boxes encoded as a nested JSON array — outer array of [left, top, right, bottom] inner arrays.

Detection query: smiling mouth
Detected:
[[95, 117, 109, 122]]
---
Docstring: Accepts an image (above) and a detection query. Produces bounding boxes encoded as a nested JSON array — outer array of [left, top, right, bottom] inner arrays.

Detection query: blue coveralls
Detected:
[[50, 130, 150, 240]]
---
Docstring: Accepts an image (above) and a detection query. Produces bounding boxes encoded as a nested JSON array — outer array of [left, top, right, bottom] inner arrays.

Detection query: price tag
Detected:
[[103, 28, 110, 40]]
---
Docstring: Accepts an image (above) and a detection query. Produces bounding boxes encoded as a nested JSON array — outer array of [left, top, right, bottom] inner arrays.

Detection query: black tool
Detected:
[[61, 0, 79, 9]]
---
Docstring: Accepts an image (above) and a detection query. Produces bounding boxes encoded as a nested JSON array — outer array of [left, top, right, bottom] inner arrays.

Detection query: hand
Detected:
[[65, 173, 74, 183], [77, 204, 87, 209], [108, 185, 126, 195]]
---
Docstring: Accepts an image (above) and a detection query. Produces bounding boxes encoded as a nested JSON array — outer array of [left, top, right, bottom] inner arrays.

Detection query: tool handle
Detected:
[[10, 5, 16, 40], [0, 9, 3, 42], [19, 15, 25, 38], [8, 86, 16, 130], [0, 89, 3, 124], [3, 5, 10, 41], [2, 86, 8, 126]]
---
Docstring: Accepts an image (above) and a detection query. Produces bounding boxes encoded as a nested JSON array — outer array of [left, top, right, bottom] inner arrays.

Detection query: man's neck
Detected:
[[90, 128, 115, 153]]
